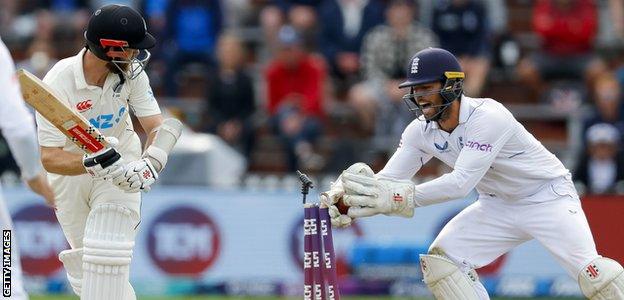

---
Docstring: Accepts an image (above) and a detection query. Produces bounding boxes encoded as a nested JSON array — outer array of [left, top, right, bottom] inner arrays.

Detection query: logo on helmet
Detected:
[[410, 58, 420, 74]]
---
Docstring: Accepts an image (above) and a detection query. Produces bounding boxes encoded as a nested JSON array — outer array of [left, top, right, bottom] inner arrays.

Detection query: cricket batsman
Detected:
[[35, 5, 181, 300], [1, 37, 56, 299], [323, 48, 624, 299]]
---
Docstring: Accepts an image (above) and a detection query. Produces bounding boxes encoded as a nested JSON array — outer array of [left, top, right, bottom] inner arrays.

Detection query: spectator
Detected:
[[259, 1, 321, 59], [265, 25, 326, 171], [163, 0, 223, 96], [353, 0, 437, 142], [200, 33, 256, 160], [275, 0, 321, 44], [420, 0, 508, 37], [608, 0, 624, 39], [431, 0, 491, 97], [517, 0, 607, 97], [583, 72, 624, 138], [574, 123, 624, 194], [318, 0, 385, 91], [16, 38, 57, 78]]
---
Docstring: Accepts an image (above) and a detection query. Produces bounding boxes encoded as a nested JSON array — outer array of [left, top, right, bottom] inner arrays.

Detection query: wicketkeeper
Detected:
[[323, 48, 624, 300]]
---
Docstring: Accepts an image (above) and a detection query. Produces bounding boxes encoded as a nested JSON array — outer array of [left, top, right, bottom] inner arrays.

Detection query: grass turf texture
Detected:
[[31, 296, 584, 300]]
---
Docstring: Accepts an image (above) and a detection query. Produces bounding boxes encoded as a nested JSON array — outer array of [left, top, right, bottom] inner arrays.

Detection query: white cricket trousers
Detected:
[[0, 192, 28, 300], [431, 174, 600, 278]]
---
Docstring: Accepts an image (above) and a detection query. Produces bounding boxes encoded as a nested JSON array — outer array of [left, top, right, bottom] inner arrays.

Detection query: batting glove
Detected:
[[113, 158, 158, 193], [82, 137, 124, 181], [341, 170, 416, 218]]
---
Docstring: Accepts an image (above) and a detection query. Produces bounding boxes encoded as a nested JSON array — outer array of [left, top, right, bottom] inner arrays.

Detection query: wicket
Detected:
[[303, 204, 341, 300]]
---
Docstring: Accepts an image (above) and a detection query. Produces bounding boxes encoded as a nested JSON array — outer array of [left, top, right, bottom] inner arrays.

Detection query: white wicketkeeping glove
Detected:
[[320, 179, 352, 228], [320, 162, 377, 228], [82, 137, 124, 181], [113, 158, 158, 193], [341, 170, 416, 218]]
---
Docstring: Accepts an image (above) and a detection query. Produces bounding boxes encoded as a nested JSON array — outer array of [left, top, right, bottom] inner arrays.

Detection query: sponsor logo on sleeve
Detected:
[[465, 140, 493, 152]]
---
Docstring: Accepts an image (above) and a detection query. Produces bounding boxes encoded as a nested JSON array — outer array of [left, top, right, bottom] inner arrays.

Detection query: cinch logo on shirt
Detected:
[[466, 140, 493, 152], [76, 100, 92, 112]]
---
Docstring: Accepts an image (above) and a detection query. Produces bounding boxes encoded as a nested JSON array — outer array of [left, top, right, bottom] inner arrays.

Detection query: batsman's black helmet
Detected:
[[84, 4, 155, 79]]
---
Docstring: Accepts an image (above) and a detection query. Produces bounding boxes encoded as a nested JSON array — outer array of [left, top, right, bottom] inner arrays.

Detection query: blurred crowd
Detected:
[[2, 0, 624, 195]]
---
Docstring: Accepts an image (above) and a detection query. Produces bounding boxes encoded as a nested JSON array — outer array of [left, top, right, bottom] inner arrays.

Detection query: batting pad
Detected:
[[59, 248, 84, 296], [579, 257, 624, 300], [420, 254, 482, 300], [82, 204, 138, 300]]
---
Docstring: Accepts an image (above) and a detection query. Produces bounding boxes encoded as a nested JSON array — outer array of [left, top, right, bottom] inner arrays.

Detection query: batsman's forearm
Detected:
[[40, 147, 86, 176]]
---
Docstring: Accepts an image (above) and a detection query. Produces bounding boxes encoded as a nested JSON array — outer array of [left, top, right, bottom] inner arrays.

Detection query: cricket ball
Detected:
[[336, 197, 349, 215]]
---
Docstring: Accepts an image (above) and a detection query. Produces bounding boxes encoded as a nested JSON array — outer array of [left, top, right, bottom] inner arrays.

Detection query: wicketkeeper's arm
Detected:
[[412, 111, 516, 206]]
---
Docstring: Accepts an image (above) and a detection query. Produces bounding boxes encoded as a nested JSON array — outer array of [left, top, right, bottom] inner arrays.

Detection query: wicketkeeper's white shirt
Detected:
[[36, 48, 161, 155], [378, 95, 569, 205], [0, 38, 43, 181]]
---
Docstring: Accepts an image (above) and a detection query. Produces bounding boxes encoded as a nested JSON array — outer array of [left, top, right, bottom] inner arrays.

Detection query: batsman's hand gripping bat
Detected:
[[17, 69, 108, 154]]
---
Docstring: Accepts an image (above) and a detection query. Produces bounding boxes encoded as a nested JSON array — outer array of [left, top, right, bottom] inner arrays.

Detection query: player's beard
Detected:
[[106, 61, 130, 75], [437, 104, 453, 122]]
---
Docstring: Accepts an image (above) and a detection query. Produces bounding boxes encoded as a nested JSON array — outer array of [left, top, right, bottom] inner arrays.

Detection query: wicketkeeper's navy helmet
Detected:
[[400, 48, 465, 121]]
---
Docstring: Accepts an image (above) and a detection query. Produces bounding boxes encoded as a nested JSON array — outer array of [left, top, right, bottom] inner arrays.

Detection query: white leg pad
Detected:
[[81, 204, 138, 300], [59, 248, 83, 296], [420, 254, 482, 300], [579, 257, 624, 300]]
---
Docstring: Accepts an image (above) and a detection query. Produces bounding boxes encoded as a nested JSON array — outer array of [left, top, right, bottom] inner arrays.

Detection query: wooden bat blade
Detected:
[[17, 69, 108, 154]]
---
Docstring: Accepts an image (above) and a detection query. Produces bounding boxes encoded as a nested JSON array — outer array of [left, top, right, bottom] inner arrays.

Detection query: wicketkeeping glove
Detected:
[[320, 179, 352, 228], [320, 162, 377, 228], [113, 158, 158, 193], [82, 137, 124, 181], [341, 170, 416, 218]]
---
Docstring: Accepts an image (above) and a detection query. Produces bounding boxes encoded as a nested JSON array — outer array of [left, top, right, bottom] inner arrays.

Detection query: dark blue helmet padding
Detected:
[[399, 48, 465, 122]]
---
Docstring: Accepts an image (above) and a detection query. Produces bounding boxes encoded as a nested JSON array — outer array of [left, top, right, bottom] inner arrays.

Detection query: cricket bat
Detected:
[[17, 69, 108, 154]]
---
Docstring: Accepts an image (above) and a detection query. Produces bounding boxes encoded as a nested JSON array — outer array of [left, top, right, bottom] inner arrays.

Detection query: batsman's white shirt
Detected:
[[35, 48, 160, 248], [379, 95, 599, 278], [36, 48, 161, 154]]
